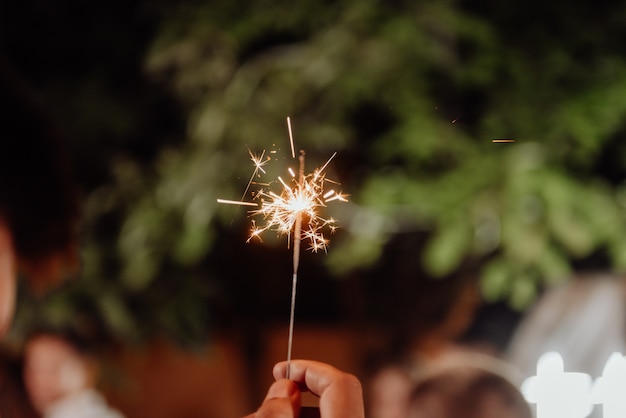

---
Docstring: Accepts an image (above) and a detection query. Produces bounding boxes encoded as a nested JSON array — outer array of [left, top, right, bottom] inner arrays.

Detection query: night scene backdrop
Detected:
[[2, 0, 626, 416]]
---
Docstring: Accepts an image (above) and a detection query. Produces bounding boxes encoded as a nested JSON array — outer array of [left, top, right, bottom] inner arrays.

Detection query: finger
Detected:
[[274, 360, 364, 418], [246, 379, 301, 418]]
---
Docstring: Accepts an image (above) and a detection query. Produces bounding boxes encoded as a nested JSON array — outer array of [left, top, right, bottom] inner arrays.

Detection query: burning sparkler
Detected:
[[217, 117, 347, 377]]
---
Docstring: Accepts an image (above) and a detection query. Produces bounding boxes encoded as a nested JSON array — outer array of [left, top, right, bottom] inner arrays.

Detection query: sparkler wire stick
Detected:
[[286, 150, 305, 379], [216, 117, 348, 380]]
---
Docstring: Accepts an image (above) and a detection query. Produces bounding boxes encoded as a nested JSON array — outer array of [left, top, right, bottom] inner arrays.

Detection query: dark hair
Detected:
[[25, 325, 94, 358], [0, 52, 80, 288], [408, 366, 531, 418], [363, 231, 483, 364]]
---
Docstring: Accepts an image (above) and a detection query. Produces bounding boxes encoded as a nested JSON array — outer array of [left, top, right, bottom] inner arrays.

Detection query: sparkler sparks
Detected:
[[241, 149, 271, 200], [219, 125, 347, 251], [217, 117, 347, 378], [245, 151, 347, 252]]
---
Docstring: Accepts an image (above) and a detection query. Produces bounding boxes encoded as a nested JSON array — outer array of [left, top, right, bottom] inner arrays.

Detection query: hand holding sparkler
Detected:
[[243, 360, 364, 418]]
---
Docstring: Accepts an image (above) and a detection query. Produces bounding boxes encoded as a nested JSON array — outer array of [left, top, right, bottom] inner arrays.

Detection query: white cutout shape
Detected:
[[522, 351, 593, 418], [592, 352, 626, 418]]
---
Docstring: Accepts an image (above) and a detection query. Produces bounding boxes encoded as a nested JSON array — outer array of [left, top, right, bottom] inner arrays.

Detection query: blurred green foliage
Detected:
[[6, 0, 626, 343]]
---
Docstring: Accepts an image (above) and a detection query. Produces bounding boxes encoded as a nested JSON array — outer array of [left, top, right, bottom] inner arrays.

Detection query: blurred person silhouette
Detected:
[[407, 363, 531, 418], [363, 233, 486, 418], [0, 50, 79, 416], [23, 329, 123, 418], [506, 273, 626, 418], [0, 51, 80, 338], [506, 273, 626, 379]]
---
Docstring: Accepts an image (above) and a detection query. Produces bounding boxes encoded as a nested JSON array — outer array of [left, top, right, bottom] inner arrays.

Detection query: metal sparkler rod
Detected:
[[286, 150, 305, 379]]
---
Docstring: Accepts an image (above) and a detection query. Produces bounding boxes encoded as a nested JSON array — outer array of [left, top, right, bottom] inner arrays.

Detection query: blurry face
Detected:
[[23, 335, 91, 412]]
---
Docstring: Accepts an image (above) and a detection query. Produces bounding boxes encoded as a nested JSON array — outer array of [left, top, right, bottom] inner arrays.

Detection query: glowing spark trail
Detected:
[[217, 118, 348, 378], [216, 199, 257, 207], [287, 116, 296, 159], [242, 149, 271, 200]]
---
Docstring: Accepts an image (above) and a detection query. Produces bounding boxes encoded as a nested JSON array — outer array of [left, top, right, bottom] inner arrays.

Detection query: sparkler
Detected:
[[217, 117, 348, 378]]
